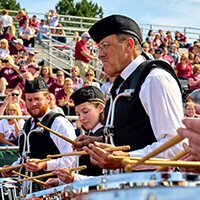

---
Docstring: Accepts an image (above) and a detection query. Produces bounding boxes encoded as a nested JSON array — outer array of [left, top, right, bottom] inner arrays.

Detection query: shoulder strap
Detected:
[[129, 59, 182, 94], [40, 111, 65, 128]]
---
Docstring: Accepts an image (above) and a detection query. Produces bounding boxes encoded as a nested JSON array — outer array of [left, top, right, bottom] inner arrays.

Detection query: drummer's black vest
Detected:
[[104, 60, 181, 151], [79, 127, 104, 176], [19, 111, 64, 159]]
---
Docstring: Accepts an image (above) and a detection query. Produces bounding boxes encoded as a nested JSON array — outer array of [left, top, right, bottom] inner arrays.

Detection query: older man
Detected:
[[81, 15, 185, 170]]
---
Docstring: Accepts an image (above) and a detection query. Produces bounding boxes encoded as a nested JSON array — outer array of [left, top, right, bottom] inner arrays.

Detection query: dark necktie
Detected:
[[32, 118, 39, 130], [110, 76, 124, 98]]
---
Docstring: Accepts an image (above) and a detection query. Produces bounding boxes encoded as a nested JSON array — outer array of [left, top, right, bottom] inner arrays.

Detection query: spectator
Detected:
[[184, 101, 200, 118], [141, 42, 154, 59], [145, 29, 154, 49], [70, 31, 80, 47], [175, 54, 193, 79], [36, 19, 49, 45], [18, 21, 35, 47], [49, 93, 64, 115], [169, 43, 180, 66], [27, 63, 39, 79], [175, 31, 191, 48], [188, 64, 200, 92], [85, 69, 100, 89], [101, 76, 115, 100], [0, 102, 25, 146], [70, 66, 83, 91], [162, 46, 174, 67], [0, 24, 16, 45], [29, 15, 39, 34], [74, 32, 97, 79], [0, 9, 13, 34], [187, 89, 200, 105], [49, 69, 65, 96], [153, 33, 163, 49], [27, 51, 36, 64], [0, 39, 10, 59], [0, 55, 19, 94], [56, 78, 75, 115], [47, 10, 60, 34], [39, 65, 56, 88], [154, 48, 163, 60], [15, 10, 29, 28], [9, 38, 26, 56], [53, 23, 66, 44]]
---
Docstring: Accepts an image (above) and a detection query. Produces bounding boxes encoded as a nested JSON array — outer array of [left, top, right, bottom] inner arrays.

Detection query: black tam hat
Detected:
[[71, 86, 105, 106], [89, 14, 143, 44], [25, 77, 48, 93]]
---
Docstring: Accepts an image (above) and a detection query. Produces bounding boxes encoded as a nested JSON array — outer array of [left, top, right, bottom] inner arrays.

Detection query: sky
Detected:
[[17, 0, 200, 29]]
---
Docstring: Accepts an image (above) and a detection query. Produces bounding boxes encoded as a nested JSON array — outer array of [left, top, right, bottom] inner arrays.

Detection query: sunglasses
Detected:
[[12, 93, 20, 97], [57, 74, 63, 77], [86, 74, 93, 77]]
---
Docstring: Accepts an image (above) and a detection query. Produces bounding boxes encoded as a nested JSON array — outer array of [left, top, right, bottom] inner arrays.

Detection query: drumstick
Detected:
[[37, 122, 78, 146], [12, 170, 50, 188], [47, 145, 131, 158], [126, 135, 183, 171], [108, 155, 169, 161], [0, 158, 51, 172], [155, 150, 188, 172], [122, 159, 200, 170], [19, 165, 87, 182]]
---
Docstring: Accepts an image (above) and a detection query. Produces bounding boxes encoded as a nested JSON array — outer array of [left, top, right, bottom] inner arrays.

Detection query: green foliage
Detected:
[[56, 0, 103, 18], [0, 0, 21, 10]]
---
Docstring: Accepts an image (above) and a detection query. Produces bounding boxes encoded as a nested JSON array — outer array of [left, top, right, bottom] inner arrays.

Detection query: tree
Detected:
[[55, 0, 103, 18], [0, 0, 21, 11]]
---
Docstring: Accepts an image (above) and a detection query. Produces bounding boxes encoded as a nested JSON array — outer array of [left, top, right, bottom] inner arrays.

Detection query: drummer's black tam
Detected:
[[89, 14, 143, 44], [71, 86, 105, 106], [25, 77, 48, 93]]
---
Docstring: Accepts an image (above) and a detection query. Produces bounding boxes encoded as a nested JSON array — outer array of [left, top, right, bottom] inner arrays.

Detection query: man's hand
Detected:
[[23, 159, 47, 172], [73, 134, 103, 150]]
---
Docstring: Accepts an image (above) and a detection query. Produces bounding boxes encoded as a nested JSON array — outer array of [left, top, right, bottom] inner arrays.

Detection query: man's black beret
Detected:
[[71, 86, 105, 107], [25, 77, 48, 93], [89, 14, 143, 44]]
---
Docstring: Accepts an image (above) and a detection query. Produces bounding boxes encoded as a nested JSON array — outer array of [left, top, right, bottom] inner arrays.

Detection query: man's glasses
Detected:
[[12, 93, 20, 97], [97, 42, 111, 51]]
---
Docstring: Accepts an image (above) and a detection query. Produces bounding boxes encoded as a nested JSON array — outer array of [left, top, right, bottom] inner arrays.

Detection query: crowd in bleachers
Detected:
[[0, 8, 200, 147]]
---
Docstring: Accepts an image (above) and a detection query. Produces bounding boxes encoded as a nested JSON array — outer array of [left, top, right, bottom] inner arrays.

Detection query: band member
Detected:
[[81, 14, 185, 170], [2, 77, 76, 185], [46, 86, 105, 186]]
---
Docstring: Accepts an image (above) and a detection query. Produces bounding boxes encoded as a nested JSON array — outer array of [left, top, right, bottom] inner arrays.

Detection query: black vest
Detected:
[[79, 127, 103, 176], [19, 112, 64, 159], [104, 60, 181, 151]]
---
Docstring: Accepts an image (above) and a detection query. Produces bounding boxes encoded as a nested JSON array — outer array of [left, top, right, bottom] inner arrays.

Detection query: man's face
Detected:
[[97, 35, 129, 77], [25, 92, 49, 118]]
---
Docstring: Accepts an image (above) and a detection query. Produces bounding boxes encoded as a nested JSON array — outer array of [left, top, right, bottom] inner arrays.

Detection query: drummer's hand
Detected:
[[73, 134, 103, 150], [83, 142, 123, 169], [23, 159, 47, 172], [1, 165, 13, 177], [53, 168, 75, 184], [45, 178, 59, 187]]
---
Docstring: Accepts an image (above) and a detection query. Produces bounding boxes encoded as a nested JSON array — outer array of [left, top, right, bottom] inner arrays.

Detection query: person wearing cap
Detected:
[[45, 86, 105, 186], [27, 63, 39, 79], [9, 38, 26, 56], [74, 32, 97, 79], [80, 14, 184, 170], [1, 77, 76, 187]]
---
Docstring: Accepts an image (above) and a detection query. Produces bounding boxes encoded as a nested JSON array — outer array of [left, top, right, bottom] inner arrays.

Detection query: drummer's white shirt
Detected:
[[119, 55, 185, 161]]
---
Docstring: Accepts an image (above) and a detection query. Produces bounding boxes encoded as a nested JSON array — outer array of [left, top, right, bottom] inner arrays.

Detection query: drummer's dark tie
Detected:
[[110, 76, 124, 99], [32, 118, 39, 130]]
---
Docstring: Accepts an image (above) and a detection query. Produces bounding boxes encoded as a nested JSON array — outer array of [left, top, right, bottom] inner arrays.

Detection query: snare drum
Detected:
[[25, 172, 200, 200], [0, 178, 19, 200]]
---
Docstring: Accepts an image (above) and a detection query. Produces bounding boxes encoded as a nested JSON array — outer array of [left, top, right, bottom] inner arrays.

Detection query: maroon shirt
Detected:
[[0, 67, 18, 84], [9, 45, 26, 55], [49, 82, 63, 95], [75, 40, 91, 63]]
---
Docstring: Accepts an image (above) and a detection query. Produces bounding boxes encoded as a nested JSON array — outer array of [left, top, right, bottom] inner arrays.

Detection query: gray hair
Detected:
[[116, 33, 142, 53]]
